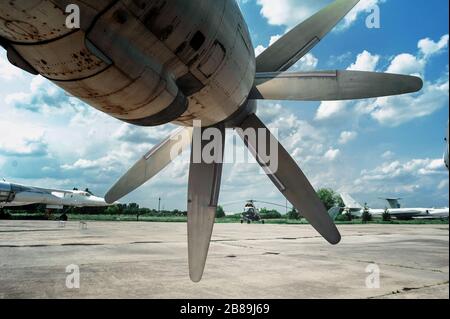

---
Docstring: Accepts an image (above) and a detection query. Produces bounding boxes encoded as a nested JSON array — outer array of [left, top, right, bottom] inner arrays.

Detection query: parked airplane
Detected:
[[0, 0, 423, 281], [340, 193, 448, 220], [0, 180, 111, 209], [382, 198, 449, 220], [340, 193, 384, 218]]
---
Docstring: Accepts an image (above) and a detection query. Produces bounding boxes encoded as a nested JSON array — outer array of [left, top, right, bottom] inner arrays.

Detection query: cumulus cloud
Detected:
[[382, 151, 395, 159], [113, 123, 174, 145], [0, 50, 25, 80], [347, 50, 380, 72], [349, 157, 449, 207], [370, 75, 449, 126], [339, 131, 358, 144], [315, 34, 449, 126], [324, 148, 341, 161], [0, 120, 48, 157], [418, 34, 449, 57], [291, 53, 319, 71], [256, 0, 382, 30], [5, 75, 80, 114], [386, 53, 425, 76], [361, 158, 446, 181], [315, 100, 347, 120], [254, 34, 318, 71]]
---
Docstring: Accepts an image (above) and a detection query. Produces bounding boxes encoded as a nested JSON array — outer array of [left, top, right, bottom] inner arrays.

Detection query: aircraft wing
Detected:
[[28, 186, 73, 195]]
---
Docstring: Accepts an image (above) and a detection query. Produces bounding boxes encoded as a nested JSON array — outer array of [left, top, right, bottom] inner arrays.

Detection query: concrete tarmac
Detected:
[[0, 220, 448, 299]]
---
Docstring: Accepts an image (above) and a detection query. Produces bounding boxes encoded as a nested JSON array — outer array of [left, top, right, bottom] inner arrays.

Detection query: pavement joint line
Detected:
[[368, 281, 449, 299], [0, 229, 65, 233], [335, 257, 447, 274]]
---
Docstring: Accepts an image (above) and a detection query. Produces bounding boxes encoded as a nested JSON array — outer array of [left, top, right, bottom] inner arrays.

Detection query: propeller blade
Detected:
[[256, 0, 360, 72], [188, 123, 225, 282], [237, 114, 341, 244], [105, 127, 192, 204], [249, 71, 423, 101]]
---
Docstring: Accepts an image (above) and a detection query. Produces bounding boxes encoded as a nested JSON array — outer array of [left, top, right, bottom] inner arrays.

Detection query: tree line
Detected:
[[1, 188, 344, 220]]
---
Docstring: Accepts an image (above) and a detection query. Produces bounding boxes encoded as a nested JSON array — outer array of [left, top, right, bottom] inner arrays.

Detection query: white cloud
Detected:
[[371, 75, 448, 126], [5, 75, 80, 115], [254, 34, 283, 57], [254, 45, 266, 57], [361, 158, 446, 181], [386, 53, 425, 76], [269, 34, 282, 46], [315, 101, 347, 120], [256, 0, 382, 30], [0, 50, 24, 80], [316, 50, 379, 121], [347, 50, 380, 71], [324, 148, 341, 161], [254, 34, 319, 71], [382, 151, 395, 159], [339, 0, 383, 30], [349, 157, 448, 207], [291, 53, 318, 71], [339, 131, 358, 144], [315, 34, 449, 125], [418, 34, 449, 57], [0, 120, 48, 156]]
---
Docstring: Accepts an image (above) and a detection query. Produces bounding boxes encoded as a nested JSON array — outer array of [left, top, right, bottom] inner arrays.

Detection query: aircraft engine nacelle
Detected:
[[0, 0, 255, 127]]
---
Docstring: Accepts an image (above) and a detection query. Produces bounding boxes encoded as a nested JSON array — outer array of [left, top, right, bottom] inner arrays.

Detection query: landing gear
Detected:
[[240, 218, 265, 224]]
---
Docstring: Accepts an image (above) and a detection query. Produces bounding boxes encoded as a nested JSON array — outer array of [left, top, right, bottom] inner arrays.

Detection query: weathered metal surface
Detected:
[[0, 0, 70, 43], [0, 0, 256, 127]]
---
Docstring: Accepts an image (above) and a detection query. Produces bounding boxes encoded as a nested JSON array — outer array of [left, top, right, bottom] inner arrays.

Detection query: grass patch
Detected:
[[3, 212, 448, 225]]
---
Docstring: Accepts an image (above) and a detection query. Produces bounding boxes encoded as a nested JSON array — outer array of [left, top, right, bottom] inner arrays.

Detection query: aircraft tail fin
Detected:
[[328, 207, 341, 221], [383, 198, 401, 209], [341, 193, 363, 210]]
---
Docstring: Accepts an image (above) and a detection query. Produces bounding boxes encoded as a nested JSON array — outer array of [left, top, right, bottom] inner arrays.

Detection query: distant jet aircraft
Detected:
[[0, 180, 111, 210], [381, 197, 449, 220], [0, 0, 423, 281], [340, 193, 384, 218], [339, 193, 448, 220]]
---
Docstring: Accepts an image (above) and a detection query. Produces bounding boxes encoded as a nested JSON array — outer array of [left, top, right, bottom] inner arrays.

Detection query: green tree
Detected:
[[336, 212, 352, 222], [216, 205, 225, 218], [287, 209, 300, 220], [382, 209, 391, 222], [259, 208, 282, 219], [105, 205, 120, 215], [125, 203, 140, 215], [362, 210, 372, 223], [317, 188, 338, 210]]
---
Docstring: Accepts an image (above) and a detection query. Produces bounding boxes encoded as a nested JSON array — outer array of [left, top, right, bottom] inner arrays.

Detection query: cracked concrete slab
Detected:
[[0, 221, 448, 299]]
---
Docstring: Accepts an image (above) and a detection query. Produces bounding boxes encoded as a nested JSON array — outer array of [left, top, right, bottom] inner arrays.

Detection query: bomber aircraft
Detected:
[[0, 180, 111, 209]]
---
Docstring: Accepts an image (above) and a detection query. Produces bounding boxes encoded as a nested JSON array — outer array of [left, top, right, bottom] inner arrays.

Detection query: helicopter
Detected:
[[241, 200, 264, 224], [221, 199, 295, 224]]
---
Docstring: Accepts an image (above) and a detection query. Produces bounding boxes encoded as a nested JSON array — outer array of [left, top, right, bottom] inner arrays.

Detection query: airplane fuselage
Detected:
[[0, 0, 256, 128], [0, 181, 109, 208]]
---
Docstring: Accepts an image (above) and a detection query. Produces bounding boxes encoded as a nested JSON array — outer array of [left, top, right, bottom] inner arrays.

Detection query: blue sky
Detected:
[[0, 0, 448, 211]]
